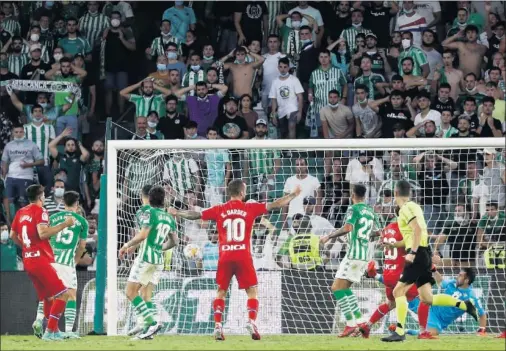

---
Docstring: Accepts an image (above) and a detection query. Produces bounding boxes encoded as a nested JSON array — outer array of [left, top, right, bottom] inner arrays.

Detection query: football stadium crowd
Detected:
[[0, 1, 504, 273]]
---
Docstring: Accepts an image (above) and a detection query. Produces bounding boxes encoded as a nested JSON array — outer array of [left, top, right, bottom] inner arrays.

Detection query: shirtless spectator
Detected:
[[218, 46, 264, 98], [431, 50, 464, 101], [442, 25, 487, 78]]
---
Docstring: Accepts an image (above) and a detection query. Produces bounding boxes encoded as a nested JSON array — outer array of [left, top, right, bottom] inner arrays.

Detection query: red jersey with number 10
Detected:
[[381, 222, 407, 284], [11, 204, 54, 262], [201, 200, 267, 261]]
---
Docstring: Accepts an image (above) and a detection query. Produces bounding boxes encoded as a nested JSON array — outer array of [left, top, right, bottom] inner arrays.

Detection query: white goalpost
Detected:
[[104, 138, 505, 337]]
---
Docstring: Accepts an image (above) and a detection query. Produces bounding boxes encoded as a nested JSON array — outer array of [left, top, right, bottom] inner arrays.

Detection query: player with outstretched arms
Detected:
[[360, 221, 430, 338], [32, 191, 88, 339], [382, 180, 478, 342], [320, 184, 381, 337], [10, 184, 76, 341], [119, 185, 178, 340], [169, 179, 301, 341]]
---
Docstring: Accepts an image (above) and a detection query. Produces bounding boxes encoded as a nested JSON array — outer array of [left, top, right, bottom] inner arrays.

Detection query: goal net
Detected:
[[103, 138, 505, 336]]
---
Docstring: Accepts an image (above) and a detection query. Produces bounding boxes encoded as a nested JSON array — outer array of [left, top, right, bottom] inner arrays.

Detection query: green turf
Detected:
[[1, 335, 504, 350]]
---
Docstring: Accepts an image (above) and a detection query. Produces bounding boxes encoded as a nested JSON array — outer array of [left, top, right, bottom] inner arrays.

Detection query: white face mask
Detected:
[[329, 102, 339, 108], [111, 19, 121, 28], [54, 53, 63, 62], [291, 20, 301, 29], [1, 230, 8, 241], [454, 215, 469, 225], [54, 188, 65, 198], [30, 33, 40, 42], [148, 121, 158, 128], [352, 22, 362, 28], [401, 39, 411, 49]]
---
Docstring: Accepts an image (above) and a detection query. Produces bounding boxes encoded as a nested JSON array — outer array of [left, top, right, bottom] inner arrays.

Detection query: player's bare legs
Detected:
[[213, 289, 227, 341], [332, 279, 362, 337], [42, 289, 71, 341], [245, 286, 260, 340]]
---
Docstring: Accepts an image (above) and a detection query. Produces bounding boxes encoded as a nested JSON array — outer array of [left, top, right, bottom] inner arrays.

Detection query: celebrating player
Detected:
[[359, 221, 430, 338], [382, 180, 478, 342], [423, 268, 487, 339], [320, 184, 380, 337], [10, 185, 76, 341], [32, 191, 88, 339], [119, 185, 178, 340], [169, 179, 301, 341]]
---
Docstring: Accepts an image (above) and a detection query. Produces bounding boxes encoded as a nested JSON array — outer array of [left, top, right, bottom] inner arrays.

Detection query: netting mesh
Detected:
[[105, 145, 505, 335]]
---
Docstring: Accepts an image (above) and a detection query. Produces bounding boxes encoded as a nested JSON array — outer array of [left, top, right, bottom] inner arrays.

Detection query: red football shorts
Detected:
[[24, 260, 67, 300], [216, 257, 258, 290], [385, 278, 419, 302]]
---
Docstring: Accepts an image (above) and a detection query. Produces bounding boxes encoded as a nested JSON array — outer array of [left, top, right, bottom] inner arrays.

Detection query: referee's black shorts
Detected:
[[399, 247, 435, 288]]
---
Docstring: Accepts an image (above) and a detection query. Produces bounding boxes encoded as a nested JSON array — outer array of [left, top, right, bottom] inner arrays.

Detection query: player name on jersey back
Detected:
[[13, 204, 54, 261]]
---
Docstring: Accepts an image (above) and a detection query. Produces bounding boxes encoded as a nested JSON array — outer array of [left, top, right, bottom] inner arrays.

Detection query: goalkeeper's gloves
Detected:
[[477, 327, 486, 336]]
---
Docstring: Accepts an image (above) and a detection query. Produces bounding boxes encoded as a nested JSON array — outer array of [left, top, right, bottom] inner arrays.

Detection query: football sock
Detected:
[[395, 296, 408, 336], [247, 299, 259, 321], [333, 290, 353, 326], [369, 303, 390, 326], [65, 300, 77, 332], [47, 299, 66, 332], [213, 298, 225, 324], [345, 289, 363, 323], [36, 301, 44, 320], [131, 296, 155, 326], [418, 302, 429, 330], [43, 299, 53, 320], [433, 294, 467, 311], [145, 301, 158, 323]]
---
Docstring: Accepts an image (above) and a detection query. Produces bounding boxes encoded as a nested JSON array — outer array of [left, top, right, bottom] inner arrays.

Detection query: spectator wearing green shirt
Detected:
[[119, 78, 171, 119], [276, 11, 317, 66], [398, 31, 429, 78], [477, 202, 506, 250], [57, 18, 92, 61], [8, 90, 73, 124], [0, 222, 18, 271], [353, 55, 387, 100], [45, 56, 87, 138], [49, 127, 90, 194]]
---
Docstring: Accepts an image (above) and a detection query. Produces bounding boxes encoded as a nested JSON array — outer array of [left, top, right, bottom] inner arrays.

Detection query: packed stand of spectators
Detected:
[[0, 1, 504, 273]]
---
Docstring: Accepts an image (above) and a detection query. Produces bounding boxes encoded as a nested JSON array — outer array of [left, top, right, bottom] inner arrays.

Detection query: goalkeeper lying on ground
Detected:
[[369, 267, 487, 338]]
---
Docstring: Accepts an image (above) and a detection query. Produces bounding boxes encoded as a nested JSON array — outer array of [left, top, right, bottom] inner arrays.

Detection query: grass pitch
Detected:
[[1, 334, 505, 350]]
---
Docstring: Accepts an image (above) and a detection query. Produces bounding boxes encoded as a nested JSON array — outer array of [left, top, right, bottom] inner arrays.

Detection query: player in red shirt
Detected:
[[357, 222, 430, 338], [170, 179, 301, 341], [10, 185, 75, 341]]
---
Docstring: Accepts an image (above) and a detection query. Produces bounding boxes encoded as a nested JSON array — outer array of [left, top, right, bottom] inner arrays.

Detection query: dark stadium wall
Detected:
[[0, 271, 95, 335]]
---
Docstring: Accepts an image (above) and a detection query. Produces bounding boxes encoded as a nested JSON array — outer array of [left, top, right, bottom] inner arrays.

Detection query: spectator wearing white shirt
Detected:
[[413, 91, 442, 128], [287, 1, 324, 47], [262, 34, 285, 116], [269, 57, 304, 139], [414, 1, 441, 32], [345, 151, 384, 205], [282, 156, 322, 228], [395, 1, 427, 47]]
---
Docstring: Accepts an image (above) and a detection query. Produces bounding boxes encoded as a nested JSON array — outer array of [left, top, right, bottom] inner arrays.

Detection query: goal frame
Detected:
[[105, 137, 504, 336]]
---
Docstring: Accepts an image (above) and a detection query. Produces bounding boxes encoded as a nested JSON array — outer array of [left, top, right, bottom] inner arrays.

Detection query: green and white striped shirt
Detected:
[[78, 13, 110, 48], [2, 18, 21, 36], [21, 43, 50, 63], [246, 138, 281, 176], [150, 36, 182, 57], [309, 66, 347, 113], [354, 72, 386, 100], [124, 159, 161, 195], [398, 47, 427, 77], [129, 94, 166, 118], [182, 69, 205, 96], [8, 53, 29, 76], [24, 123, 55, 166], [164, 157, 199, 199], [339, 26, 372, 52]]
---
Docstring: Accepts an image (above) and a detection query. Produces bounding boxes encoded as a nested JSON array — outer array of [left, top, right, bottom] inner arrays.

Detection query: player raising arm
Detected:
[[169, 179, 301, 341], [320, 184, 380, 337], [119, 185, 178, 340], [10, 185, 75, 341], [32, 191, 88, 339], [382, 180, 478, 342]]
